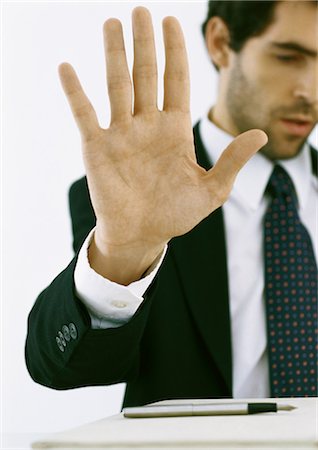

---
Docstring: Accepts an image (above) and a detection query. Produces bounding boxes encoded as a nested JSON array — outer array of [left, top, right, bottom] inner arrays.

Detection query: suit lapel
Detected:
[[170, 122, 233, 395], [310, 145, 317, 177]]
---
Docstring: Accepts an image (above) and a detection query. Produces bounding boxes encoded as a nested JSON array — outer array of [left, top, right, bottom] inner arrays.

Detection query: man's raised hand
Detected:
[[58, 7, 267, 284]]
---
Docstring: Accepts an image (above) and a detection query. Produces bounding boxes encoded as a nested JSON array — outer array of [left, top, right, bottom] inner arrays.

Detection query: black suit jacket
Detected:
[[25, 122, 317, 408]]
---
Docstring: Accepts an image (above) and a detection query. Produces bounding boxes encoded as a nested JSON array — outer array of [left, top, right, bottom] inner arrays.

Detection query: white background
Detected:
[[1, 0, 317, 448], [1, 0, 218, 444]]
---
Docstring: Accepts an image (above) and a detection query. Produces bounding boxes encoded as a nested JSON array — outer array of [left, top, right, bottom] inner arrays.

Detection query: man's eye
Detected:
[[276, 54, 299, 62]]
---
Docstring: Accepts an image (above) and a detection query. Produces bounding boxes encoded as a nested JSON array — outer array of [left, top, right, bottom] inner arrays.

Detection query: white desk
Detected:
[[2, 432, 48, 449], [32, 398, 318, 449]]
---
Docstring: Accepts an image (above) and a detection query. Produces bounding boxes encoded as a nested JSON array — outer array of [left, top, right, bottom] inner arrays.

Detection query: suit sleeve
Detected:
[[25, 176, 158, 389]]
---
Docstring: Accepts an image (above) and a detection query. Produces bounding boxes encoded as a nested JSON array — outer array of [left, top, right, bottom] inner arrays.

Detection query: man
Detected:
[[25, 1, 317, 407]]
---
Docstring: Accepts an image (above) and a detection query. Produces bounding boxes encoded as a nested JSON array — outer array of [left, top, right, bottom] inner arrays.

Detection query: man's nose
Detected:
[[293, 67, 318, 104]]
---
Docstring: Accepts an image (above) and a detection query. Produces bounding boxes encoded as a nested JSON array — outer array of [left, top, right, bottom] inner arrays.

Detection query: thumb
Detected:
[[204, 128, 268, 197]]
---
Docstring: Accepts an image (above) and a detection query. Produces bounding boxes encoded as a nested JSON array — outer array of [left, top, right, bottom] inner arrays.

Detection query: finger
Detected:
[[103, 19, 132, 123], [203, 129, 268, 200], [162, 16, 190, 113], [132, 7, 158, 114], [58, 63, 100, 140]]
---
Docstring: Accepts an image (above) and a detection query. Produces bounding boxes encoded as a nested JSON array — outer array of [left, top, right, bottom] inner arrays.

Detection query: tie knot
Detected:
[[266, 165, 297, 202]]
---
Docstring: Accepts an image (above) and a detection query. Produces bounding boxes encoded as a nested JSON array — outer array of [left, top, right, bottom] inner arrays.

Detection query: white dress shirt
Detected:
[[74, 113, 317, 398]]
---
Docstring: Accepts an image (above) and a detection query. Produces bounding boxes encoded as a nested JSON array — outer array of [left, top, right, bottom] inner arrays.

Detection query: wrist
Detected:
[[89, 226, 166, 285]]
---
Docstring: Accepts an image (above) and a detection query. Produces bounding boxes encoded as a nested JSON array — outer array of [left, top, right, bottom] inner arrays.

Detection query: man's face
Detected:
[[225, 1, 318, 160]]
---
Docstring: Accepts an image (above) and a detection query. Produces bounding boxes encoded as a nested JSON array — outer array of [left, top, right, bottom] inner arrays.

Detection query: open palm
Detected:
[[58, 7, 267, 282]]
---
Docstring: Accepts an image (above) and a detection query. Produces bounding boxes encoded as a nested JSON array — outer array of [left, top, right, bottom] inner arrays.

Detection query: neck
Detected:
[[208, 104, 239, 137]]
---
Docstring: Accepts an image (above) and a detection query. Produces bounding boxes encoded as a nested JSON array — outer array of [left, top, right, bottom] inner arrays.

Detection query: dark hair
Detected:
[[201, 1, 277, 52]]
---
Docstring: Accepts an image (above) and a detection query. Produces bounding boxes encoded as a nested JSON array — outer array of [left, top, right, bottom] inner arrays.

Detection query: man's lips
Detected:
[[279, 117, 314, 137]]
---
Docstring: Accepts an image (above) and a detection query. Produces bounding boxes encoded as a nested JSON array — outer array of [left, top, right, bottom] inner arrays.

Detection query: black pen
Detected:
[[123, 402, 297, 418]]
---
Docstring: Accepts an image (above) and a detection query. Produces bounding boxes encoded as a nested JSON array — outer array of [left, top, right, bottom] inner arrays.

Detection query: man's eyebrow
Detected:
[[270, 41, 317, 57]]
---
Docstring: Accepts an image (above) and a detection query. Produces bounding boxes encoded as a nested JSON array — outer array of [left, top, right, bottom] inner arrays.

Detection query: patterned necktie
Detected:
[[264, 164, 318, 397]]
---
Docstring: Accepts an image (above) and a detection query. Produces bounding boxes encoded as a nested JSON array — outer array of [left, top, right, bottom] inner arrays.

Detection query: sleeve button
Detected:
[[69, 322, 78, 340], [56, 336, 65, 352], [58, 331, 66, 346], [62, 325, 71, 341]]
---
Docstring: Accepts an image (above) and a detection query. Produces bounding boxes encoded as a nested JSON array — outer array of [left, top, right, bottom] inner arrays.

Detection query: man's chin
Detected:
[[259, 136, 307, 161]]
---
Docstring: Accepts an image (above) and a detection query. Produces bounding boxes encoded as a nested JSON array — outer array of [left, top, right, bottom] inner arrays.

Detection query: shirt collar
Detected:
[[199, 111, 312, 211]]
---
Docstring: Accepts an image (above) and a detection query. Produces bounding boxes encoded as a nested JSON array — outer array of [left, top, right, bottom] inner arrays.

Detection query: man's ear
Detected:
[[205, 17, 231, 69]]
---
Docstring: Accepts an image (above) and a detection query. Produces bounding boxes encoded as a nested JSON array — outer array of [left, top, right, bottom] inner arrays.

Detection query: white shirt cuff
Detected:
[[74, 227, 167, 329]]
